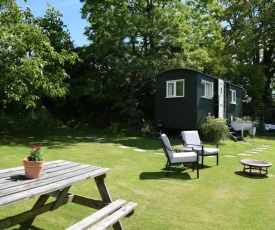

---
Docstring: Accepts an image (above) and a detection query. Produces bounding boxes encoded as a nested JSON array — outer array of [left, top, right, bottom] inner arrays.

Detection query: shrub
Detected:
[[200, 117, 230, 143]]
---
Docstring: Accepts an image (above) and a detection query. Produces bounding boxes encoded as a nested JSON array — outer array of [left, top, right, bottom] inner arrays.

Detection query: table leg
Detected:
[[51, 186, 71, 211], [19, 194, 50, 229], [95, 175, 113, 203], [94, 175, 124, 230]]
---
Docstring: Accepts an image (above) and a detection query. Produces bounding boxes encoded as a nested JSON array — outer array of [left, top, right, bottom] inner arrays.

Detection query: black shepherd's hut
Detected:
[[154, 68, 243, 130]]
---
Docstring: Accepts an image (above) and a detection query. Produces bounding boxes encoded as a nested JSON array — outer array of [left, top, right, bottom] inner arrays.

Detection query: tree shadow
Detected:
[[0, 127, 91, 150]]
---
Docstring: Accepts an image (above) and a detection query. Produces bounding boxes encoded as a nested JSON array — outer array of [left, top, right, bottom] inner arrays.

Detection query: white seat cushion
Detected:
[[170, 152, 197, 163], [161, 134, 174, 158], [194, 147, 218, 156], [181, 131, 201, 147]]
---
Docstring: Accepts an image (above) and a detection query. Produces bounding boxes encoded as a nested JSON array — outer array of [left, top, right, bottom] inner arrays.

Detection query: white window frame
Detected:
[[201, 80, 213, 99], [230, 89, 237, 104], [166, 79, 185, 98]]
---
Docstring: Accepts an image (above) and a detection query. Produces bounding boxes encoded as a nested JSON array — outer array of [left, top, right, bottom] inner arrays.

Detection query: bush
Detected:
[[200, 117, 230, 143]]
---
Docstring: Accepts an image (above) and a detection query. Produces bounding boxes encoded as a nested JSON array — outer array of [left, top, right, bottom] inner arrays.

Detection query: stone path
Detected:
[[224, 144, 271, 158], [86, 135, 271, 157], [86, 135, 148, 153]]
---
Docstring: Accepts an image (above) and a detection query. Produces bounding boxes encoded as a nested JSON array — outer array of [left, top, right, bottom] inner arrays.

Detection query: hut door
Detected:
[[218, 79, 224, 118]]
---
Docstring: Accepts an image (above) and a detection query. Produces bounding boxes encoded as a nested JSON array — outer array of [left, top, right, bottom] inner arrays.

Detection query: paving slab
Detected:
[[133, 148, 146, 152], [118, 145, 131, 148]]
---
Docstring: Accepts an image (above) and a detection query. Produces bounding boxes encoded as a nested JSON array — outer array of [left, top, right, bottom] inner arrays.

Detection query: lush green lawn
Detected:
[[0, 128, 274, 229]]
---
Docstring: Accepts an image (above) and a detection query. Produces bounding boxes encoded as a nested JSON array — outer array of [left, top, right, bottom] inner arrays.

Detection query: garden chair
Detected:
[[160, 134, 199, 178], [181, 130, 219, 168]]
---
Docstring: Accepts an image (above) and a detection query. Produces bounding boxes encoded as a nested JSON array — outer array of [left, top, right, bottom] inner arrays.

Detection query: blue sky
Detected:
[[16, 0, 89, 47]]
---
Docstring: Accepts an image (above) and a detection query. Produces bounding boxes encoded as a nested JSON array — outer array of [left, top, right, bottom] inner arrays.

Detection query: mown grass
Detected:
[[0, 128, 274, 229]]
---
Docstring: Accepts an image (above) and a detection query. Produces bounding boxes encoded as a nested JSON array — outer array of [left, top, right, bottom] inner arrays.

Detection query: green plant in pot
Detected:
[[23, 144, 44, 179]]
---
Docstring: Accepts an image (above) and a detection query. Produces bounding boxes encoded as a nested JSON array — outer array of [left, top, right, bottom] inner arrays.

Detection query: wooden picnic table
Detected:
[[0, 160, 124, 229]]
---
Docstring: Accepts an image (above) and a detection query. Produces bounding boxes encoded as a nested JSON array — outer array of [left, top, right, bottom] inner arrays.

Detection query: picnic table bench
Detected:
[[0, 160, 137, 229]]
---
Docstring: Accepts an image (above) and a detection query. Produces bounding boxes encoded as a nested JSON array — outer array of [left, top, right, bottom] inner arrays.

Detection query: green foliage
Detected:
[[26, 106, 62, 129], [35, 6, 74, 52], [106, 122, 125, 134], [28, 144, 43, 161], [200, 117, 230, 143], [63, 0, 225, 129], [264, 109, 275, 124], [221, 0, 275, 111], [81, 0, 224, 75], [0, 1, 78, 110]]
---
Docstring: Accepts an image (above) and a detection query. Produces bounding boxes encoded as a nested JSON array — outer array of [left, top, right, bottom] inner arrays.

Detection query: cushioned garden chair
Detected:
[[181, 130, 219, 168], [160, 134, 199, 178]]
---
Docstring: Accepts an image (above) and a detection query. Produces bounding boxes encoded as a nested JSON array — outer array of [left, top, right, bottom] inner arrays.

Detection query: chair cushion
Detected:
[[161, 134, 174, 158], [181, 131, 201, 147], [203, 148, 219, 155], [192, 147, 218, 156], [170, 152, 197, 163]]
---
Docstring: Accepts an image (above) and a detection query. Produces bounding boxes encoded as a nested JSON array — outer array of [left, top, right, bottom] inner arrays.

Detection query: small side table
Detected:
[[240, 159, 272, 176]]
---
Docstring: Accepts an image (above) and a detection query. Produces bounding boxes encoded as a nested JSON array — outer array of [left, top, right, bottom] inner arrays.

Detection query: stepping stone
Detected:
[[92, 138, 108, 143], [154, 152, 164, 155], [224, 155, 236, 157], [253, 149, 263, 152], [133, 148, 146, 152], [245, 151, 258, 154], [86, 136, 98, 139], [118, 145, 131, 149], [238, 153, 252, 156]]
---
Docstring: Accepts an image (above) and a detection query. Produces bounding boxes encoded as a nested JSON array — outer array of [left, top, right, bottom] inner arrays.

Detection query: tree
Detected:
[[79, 0, 224, 129], [221, 0, 275, 114], [0, 0, 77, 110], [35, 5, 75, 52]]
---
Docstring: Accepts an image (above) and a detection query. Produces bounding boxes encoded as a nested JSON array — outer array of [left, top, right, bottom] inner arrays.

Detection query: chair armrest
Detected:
[[186, 144, 203, 148]]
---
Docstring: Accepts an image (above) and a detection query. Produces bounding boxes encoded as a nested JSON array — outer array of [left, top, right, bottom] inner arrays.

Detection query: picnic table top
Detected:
[[0, 160, 110, 208]]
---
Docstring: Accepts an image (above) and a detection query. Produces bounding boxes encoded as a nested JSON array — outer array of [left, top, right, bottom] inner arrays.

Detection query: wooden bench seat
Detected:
[[66, 199, 138, 230]]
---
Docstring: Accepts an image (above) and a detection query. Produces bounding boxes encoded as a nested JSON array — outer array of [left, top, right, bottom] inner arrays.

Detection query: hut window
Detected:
[[166, 80, 185, 97], [201, 80, 213, 98], [230, 89, 236, 104]]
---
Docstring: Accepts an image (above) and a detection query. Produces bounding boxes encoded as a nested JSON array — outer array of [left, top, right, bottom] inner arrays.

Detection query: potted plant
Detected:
[[230, 116, 253, 138], [231, 117, 253, 131], [23, 144, 44, 179]]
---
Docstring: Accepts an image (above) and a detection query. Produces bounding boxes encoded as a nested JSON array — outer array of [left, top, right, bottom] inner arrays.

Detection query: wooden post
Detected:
[[19, 194, 50, 229], [94, 175, 124, 230]]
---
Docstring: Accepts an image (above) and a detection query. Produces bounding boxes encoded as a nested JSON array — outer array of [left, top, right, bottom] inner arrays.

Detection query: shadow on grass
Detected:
[[0, 128, 166, 151], [109, 137, 163, 151], [0, 128, 91, 149], [139, 167, 199, 180], [234, 171, 270, 179], [1, 128, 226, 152]]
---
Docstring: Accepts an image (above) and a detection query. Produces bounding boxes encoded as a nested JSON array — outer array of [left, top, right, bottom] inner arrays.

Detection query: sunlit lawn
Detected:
[[0, 128, 274, 229]]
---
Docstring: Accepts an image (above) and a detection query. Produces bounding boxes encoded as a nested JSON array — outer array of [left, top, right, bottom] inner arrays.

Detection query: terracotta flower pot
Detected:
[[23, 158, 44, 179]]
